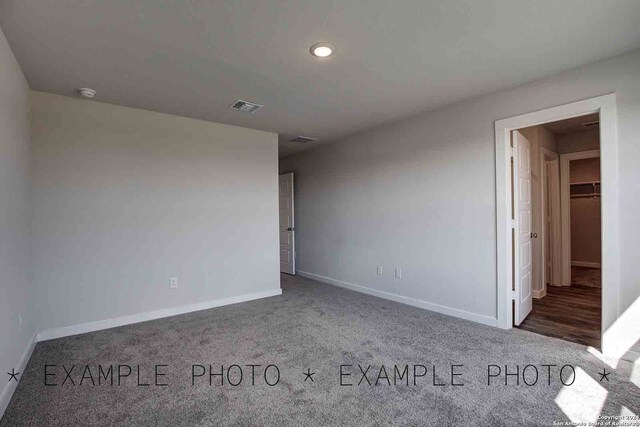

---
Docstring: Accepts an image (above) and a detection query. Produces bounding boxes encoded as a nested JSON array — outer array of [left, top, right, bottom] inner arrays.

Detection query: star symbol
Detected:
[[7, 369, 20, 382], [303, 368, 315, 382], [598, 368, 610, 382]]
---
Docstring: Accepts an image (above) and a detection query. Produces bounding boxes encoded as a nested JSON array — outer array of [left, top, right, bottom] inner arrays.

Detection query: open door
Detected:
[[279, 173, 295, 275], [513, 130, 533, 325]]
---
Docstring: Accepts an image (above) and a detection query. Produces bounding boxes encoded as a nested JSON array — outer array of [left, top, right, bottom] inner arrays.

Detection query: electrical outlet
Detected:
[[376, 266, 383, 275], [395, 268, 402, 279], [170, 277, 178, 289], [18, 313, 23, 331]]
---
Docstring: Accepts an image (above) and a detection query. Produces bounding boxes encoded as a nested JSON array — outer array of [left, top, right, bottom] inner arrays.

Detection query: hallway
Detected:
[[517, 267, 601, 348]]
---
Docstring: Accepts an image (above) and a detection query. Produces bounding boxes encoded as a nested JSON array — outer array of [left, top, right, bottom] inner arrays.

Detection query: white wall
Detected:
[[0, 27, 33, 414], [31, 92, 280, 333], [280, 48, 640, 350]]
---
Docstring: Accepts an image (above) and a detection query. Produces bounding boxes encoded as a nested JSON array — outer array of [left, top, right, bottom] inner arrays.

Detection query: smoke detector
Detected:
[[77, 88, 96, 99], [291, 136, 317, 144], [229, 99, 263, 113]]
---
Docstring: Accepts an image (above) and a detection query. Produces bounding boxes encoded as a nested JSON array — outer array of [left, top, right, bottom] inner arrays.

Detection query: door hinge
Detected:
[[511, 290, 517, 300], [511, 219, 516, 229], [509, 147, 515, 158]]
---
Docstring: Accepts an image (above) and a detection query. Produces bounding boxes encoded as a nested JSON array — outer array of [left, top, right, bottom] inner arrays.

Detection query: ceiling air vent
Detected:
[[581, 120, 599, 128], [229, 99, 263, 113], [291, 136, 317, 144]]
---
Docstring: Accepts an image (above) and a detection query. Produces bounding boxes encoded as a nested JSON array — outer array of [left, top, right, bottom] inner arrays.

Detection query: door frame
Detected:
[[495, 93, 618, 356], [540, 147, 561, 295], [560, 149, 601, 286]]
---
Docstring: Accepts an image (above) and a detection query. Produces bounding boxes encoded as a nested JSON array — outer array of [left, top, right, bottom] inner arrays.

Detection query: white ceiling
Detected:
[[1, 1, 639, 158]]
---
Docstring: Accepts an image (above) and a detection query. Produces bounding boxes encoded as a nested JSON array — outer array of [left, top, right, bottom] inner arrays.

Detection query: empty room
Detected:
[[1, 1, 640, 426]]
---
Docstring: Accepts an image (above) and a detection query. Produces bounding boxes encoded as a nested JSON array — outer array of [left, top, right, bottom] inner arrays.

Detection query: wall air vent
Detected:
[[229, 99, 263, 113], [581, 120, 599, 128], [291, 136, 317, 144]]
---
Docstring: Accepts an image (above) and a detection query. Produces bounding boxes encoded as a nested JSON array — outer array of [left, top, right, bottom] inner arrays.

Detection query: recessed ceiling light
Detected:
[[310, 42, 335, 58]]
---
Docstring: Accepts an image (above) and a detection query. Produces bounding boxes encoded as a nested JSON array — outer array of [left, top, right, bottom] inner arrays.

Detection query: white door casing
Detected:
[[279, 173, 295, 275], [544, 161, 552, 289], [549, 158, 562, 288], [495, 94, 618, 358], [541, 148, 561, 291], [513, 130, 533, 325]]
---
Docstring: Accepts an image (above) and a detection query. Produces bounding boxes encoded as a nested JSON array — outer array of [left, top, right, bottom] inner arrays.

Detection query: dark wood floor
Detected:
[[517, 267, 601, 348]]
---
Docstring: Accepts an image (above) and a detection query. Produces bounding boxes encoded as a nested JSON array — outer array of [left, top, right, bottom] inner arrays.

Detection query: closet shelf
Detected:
[[571, 194, 600, 199], [570, 181, 600, 199]]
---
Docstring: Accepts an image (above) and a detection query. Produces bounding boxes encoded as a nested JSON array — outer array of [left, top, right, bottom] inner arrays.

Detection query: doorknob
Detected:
[[530, 232, 538, 238], [287, 227, 295, 231]]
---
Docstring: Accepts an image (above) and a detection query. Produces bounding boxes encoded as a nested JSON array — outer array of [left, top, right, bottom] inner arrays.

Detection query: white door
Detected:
[[279, 173, 295, 275], [513, 130, 533, 325]]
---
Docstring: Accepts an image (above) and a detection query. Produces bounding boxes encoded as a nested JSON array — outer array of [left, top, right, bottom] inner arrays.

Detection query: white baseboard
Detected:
[[36, 288, 282, 342], [297, 270, 497, 327], [532, 288, 547, 299], [572, 261, 601, 268], [0, 333, 37, 418]]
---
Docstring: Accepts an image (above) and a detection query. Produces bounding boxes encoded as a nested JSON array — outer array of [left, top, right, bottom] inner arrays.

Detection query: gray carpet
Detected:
[[2, 274, 639, 426]]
